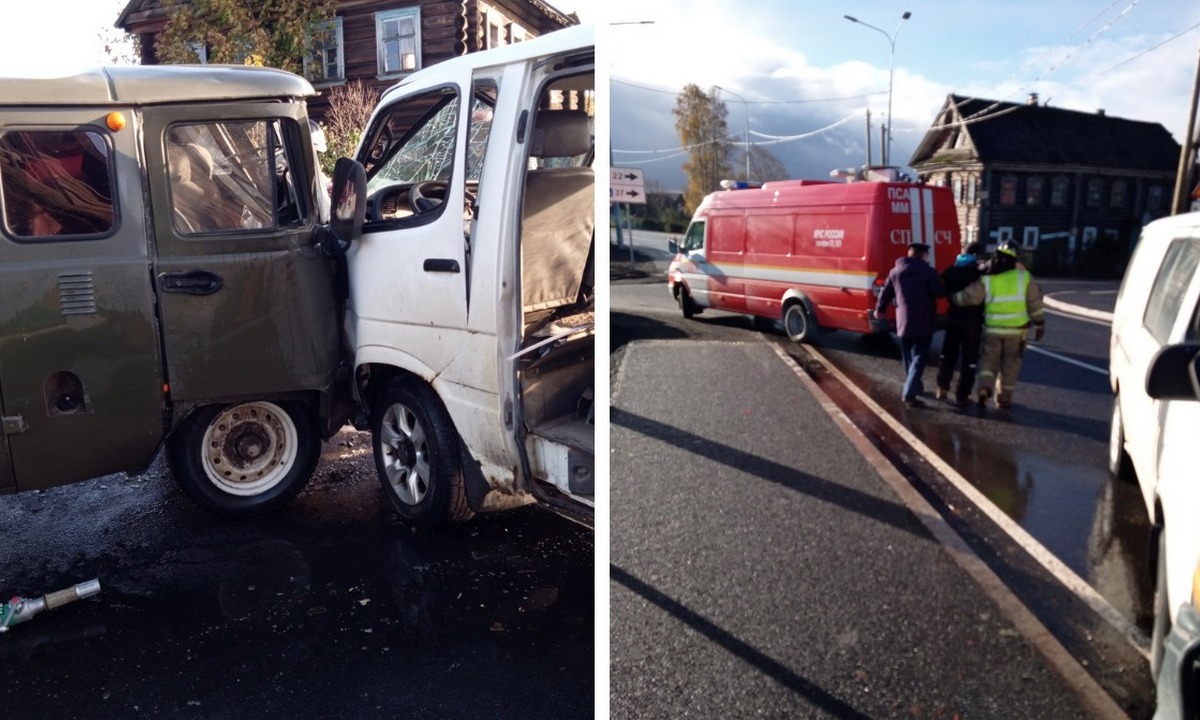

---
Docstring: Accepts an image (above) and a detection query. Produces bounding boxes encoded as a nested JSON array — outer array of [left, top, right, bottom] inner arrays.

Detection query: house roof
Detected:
[[912, 94, 1180, 172]]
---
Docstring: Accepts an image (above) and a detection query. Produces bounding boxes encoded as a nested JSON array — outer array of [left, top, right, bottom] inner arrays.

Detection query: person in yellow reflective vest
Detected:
[[952, 240, 1045, 409]]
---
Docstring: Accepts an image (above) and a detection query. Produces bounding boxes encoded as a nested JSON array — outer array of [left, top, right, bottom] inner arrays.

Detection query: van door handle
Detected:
[[423, 258, 460, 274], [160, 270, 224, 296]]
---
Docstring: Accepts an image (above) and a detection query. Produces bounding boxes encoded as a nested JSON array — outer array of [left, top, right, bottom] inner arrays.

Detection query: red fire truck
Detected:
[[668, 170, 961, 342]]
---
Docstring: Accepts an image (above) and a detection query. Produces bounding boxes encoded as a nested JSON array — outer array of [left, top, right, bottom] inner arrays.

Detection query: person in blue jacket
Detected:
[[873, 242, 947, 408]]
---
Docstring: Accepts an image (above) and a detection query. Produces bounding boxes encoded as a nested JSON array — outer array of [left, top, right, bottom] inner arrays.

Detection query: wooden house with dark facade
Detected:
[[115, 0, 579, 119], [909, 93, 1180, 276]]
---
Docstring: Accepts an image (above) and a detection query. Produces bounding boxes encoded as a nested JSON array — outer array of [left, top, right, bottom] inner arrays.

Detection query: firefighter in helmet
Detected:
[[953, 240, 1045, 409]]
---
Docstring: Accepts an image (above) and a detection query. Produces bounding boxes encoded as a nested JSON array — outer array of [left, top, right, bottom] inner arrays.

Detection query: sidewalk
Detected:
[[610, 339, 1112, 718]]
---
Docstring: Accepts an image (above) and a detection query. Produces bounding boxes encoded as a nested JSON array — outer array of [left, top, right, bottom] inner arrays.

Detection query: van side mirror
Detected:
[[1145, 343, 1200, 400], [668, 238, 679, 254], [327, 157, 367, 252]]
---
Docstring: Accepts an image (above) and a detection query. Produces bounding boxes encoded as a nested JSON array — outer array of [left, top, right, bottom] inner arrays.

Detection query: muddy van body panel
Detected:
[[141, 101, 339, 404], [670, 179, 959, 336], [0, 66, 339, 509], [0, 108, 164, 492]]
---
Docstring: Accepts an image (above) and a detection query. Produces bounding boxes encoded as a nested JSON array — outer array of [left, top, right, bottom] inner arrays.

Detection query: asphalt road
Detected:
[[609, 242, 1155, 718], [0, 429, 593, 720]]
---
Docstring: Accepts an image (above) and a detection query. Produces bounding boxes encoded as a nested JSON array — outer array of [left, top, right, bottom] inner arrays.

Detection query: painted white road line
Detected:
[[1044, 293, 1114, 323], [1027, 344, 1109, 375]]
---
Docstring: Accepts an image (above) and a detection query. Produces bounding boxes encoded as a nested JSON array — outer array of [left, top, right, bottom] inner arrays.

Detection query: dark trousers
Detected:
[[936, 319, 983, 402], [899, 335, 933, 402]]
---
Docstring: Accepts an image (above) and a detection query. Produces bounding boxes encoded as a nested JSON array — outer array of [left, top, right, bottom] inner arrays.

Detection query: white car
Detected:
[[1109, 211, 1200, 719]]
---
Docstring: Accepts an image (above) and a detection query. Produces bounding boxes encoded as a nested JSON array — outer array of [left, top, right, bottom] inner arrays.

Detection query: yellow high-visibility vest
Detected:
[[983, 269, 1030, 332]]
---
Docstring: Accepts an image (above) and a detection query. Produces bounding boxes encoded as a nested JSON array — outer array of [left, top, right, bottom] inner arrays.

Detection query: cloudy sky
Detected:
[[607, 0, 1200, 191]]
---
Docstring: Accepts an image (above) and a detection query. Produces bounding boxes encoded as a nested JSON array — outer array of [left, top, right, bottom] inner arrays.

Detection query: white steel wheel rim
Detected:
[[379, 402, 430, 507], [200, 401, 298, 496]]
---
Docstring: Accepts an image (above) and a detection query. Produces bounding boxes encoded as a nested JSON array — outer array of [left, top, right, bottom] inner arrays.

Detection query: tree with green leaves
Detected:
[[156, 0, 337, 72], [673, 84, 731, 214]]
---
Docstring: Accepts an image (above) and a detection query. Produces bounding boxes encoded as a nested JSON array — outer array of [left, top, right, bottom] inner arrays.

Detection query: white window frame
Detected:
[[507, 23, 527, 44], [1082, 226, 1098, 249], [190, 42, 208, 64], [484, 7, 507, 49], [1022, 226, 1039, 249], [305, 17, 344, 85], [376, 8, 421, 77], [993, 226, 1014, 243]]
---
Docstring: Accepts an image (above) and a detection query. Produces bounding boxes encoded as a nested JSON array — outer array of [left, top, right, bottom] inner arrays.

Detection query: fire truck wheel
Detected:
[[371, 378, 475, 526], [168, 400, 319, 518], [783, 300, 821, 343], [678, 287, 697, 319]]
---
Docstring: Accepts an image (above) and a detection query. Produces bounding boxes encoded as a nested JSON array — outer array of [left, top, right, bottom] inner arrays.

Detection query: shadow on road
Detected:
[[611, 311, 688, 353], [610, 563, 875, 720], [610, 407, 927, 540]]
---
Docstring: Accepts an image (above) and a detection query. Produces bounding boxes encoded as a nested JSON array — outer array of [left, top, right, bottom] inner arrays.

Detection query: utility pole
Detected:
[[1172, 34, 1200, 216], [866, 109, 873, 167]]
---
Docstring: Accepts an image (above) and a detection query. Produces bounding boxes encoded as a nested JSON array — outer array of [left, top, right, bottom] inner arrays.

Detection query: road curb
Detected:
[[1044, 294, 1115, 323]]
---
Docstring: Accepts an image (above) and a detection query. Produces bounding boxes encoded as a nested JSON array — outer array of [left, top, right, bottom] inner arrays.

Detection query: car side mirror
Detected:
[[1145, 343, 1200, 400], [328, 157, 367, 251], [668, 238, 679, 254]]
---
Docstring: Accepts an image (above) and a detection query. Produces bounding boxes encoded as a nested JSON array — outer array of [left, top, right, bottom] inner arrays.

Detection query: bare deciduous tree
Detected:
[[320, 80, 379, 174]]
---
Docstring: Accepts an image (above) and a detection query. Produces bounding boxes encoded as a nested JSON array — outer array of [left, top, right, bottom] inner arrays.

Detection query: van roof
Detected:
[[0, 65, 315, 106], [380, 24, 593, 102]]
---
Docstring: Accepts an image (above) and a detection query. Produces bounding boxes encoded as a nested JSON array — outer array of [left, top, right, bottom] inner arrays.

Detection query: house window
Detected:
[[1110, 180, 1127, 210], [999, 175, 1017, 206], [1050, 177, 1068, 207], [953, 177, 963, 203], [1148, 185, 1165, 211], [1082, 226, 1098, 249], [1086, 179, 1103, 207], [963, 226, 977, 245], [305, 18, 344, 84], [190, 42, 208, 64], [967, 176, 977, 205], [485, 8, 507, 49], [994, 226, 1014, 243], [377, 8, 421, 76], [1022, 226, 1039, 249], [508, 23, 527, 43], [1026, 176, 1043, 207]]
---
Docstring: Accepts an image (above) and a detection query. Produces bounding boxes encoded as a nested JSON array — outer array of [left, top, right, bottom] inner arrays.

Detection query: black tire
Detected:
[[677, 287, 697, 319], [782, 300, 821, 343], [1151, 527, 1170, 678], [1108, 393, 1134, 482], [371, 378, 474, 526], [168, 400, 319, 518]]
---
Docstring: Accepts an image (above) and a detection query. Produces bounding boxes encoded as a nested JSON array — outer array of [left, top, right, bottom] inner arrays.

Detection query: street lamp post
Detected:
[[844, 11, 911, 167], [716, 85, 750, 182]]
